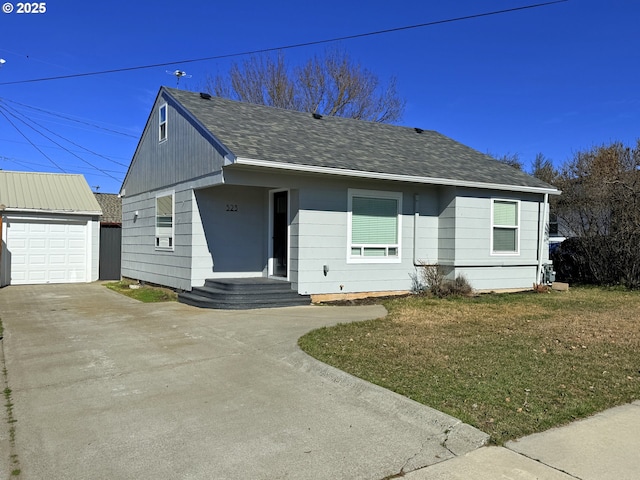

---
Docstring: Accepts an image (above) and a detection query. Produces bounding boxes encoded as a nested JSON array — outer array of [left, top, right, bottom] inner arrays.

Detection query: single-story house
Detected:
[[120, 87, 560, 300], [0, 171, 102, 286], [94, 193, 123, 280]]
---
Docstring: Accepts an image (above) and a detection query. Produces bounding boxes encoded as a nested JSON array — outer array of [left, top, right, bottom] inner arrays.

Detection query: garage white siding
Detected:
[[0, 171, 103, 287], [7, 219, 90, 284]]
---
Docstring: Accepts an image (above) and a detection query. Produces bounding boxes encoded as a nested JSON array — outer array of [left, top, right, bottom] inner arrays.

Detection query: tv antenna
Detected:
[[166, 69, 192, 87]]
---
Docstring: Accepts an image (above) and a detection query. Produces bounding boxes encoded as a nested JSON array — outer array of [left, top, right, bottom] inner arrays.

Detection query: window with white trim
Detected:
[[159, 103, 167, 142], [492, 199, 519, 254], [348, 189, 401, 262], [155, 193, 174, 250]]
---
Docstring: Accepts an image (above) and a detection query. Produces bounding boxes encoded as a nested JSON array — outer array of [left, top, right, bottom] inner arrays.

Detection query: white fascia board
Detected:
[[234, 157, 561, 195], [2, 208, 102, 216]]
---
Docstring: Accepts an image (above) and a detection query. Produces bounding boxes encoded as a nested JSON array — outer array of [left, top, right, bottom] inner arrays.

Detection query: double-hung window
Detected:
[[348, 189, 401, 262], [159, 103, 167, 142], [492, 199, 519, 254], [155, 193, 174, 250]]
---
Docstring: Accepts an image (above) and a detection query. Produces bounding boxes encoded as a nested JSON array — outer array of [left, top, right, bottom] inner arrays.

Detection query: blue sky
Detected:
[[0, 0, 638, 193]]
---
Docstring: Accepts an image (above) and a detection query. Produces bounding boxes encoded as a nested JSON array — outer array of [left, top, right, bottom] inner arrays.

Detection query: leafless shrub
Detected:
[[553, 140, 640, 289], [415, 263, 473, 297]]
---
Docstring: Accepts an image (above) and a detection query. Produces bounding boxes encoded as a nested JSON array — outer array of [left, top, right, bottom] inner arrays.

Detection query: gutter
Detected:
[[0, 208, 102, 216], [234, 157, 561, 196]]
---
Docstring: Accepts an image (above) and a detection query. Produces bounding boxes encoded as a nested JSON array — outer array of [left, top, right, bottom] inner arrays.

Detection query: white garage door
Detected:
[[7, 219, 88, 284]]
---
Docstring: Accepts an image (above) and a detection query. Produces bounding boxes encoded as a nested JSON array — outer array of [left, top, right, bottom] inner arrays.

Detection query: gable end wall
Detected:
[[122, 91, 228, 197]]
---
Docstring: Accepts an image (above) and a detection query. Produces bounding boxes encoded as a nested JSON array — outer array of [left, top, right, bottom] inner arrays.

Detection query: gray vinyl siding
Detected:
[[438, 189, 547, 290], [289, 189, 300, 289], [438, 188, 457, 265], [121, 188, 194, 291], [413, 189, 440, 264], [122, 92, 227, 197], [452, 190, 542, 265], [294, 180, 440, 295], [190, 189, 213, 285], [122, 162, 550, 293], [453, 266, 538, 290], [191, 185, 267, 283]]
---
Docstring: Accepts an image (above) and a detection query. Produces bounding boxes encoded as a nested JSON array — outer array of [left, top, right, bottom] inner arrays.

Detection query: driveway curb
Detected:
[[285, 348, 490, 458]]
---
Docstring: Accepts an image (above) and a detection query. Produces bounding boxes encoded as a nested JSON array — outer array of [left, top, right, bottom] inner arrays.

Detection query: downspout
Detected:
[[413, 194, 420, 265], [536, 193, 549, 284]]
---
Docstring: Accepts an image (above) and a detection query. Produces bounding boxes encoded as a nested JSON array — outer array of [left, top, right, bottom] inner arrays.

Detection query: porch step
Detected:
[[178, 278, 311, 310]]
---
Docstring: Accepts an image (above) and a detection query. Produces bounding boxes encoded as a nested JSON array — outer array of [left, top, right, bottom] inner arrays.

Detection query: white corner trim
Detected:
[[234, 157, 560, 195]]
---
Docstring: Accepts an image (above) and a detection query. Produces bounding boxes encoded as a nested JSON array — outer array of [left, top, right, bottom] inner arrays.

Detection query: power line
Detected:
[[0, 107, 67, 172], [0, 154, 125, 175], [0, 103, 121, 180], [0, 1, 568, 86], [0, 101, 130, 168], [0, 155, 39, 172], [0, 136, 131, 160], [0, 97, 138, 138]]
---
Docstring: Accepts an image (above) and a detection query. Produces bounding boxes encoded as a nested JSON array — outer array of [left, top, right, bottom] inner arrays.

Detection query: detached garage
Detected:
[[0, 171, 102, 286]]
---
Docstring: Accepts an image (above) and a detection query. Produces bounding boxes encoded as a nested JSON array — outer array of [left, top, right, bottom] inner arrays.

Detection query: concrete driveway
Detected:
[[0, 284, 487, 480]]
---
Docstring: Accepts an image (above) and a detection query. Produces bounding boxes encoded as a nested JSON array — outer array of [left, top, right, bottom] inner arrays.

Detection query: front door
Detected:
[[272, 191, 288, 277]]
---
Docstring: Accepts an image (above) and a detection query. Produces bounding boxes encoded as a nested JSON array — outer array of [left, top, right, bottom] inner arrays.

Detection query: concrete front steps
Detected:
[[178, 277, 311, 309]]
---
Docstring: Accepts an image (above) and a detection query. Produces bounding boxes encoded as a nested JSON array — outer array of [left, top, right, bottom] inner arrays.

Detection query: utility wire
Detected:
[[0, 136, 131, 161], [0, 103, 121, 180], [0, 154, 124, 176], [0, 100, 130, 167], [0, 97, 138, 138], [0, 107, 67, 172], [0, 0, 568, 86], [0, 155, 38, 172]]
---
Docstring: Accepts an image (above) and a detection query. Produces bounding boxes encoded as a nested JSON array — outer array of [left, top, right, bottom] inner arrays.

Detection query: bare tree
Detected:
[[203, 48, 405, 123], [531, 153, 559, 185], [552, 141, 640, 288], [492, 152, 524, 171]]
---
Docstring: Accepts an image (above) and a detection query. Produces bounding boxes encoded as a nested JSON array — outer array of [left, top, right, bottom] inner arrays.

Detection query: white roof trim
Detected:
[[234, 157, 560, 195], [2, 208, 101, 216]]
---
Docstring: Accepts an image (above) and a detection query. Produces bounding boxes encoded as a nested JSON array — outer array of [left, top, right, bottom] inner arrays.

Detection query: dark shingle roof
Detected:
[[165, 87, 556, 191], [94, 193, 122, 224]]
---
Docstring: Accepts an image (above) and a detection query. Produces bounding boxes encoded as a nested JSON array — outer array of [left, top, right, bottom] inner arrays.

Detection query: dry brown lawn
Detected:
[[300, 287, 640, 444]]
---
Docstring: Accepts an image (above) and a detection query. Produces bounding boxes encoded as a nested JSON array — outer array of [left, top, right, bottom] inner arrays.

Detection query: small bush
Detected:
[[416, 263, 473, 297]]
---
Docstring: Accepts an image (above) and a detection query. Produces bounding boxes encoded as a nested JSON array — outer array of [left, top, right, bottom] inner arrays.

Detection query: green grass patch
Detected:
[[299, 288, 640, 444], [105, 281, 177, 303]]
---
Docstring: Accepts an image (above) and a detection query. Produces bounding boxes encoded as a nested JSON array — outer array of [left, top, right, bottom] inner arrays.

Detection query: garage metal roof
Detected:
[[0, 171, 102, 214]]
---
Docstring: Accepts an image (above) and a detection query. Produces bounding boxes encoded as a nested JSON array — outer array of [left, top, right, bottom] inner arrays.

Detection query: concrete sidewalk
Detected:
[[0, 283, 487, 480], [407, 399, 640, 479]]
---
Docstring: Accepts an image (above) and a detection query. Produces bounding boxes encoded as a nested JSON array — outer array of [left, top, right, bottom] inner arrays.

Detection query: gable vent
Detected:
[[414, 127, 424, 134], [200, 92, 212, 100], [312, 113, 323, 120]]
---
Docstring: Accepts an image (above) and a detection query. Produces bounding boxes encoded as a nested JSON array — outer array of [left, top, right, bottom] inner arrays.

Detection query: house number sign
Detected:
[[225, 204, 238, 212]]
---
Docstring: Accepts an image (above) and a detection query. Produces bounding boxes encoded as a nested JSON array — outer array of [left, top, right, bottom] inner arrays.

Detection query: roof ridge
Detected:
[[161, 86, 557, 193], [163, 86, 434, 133]]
